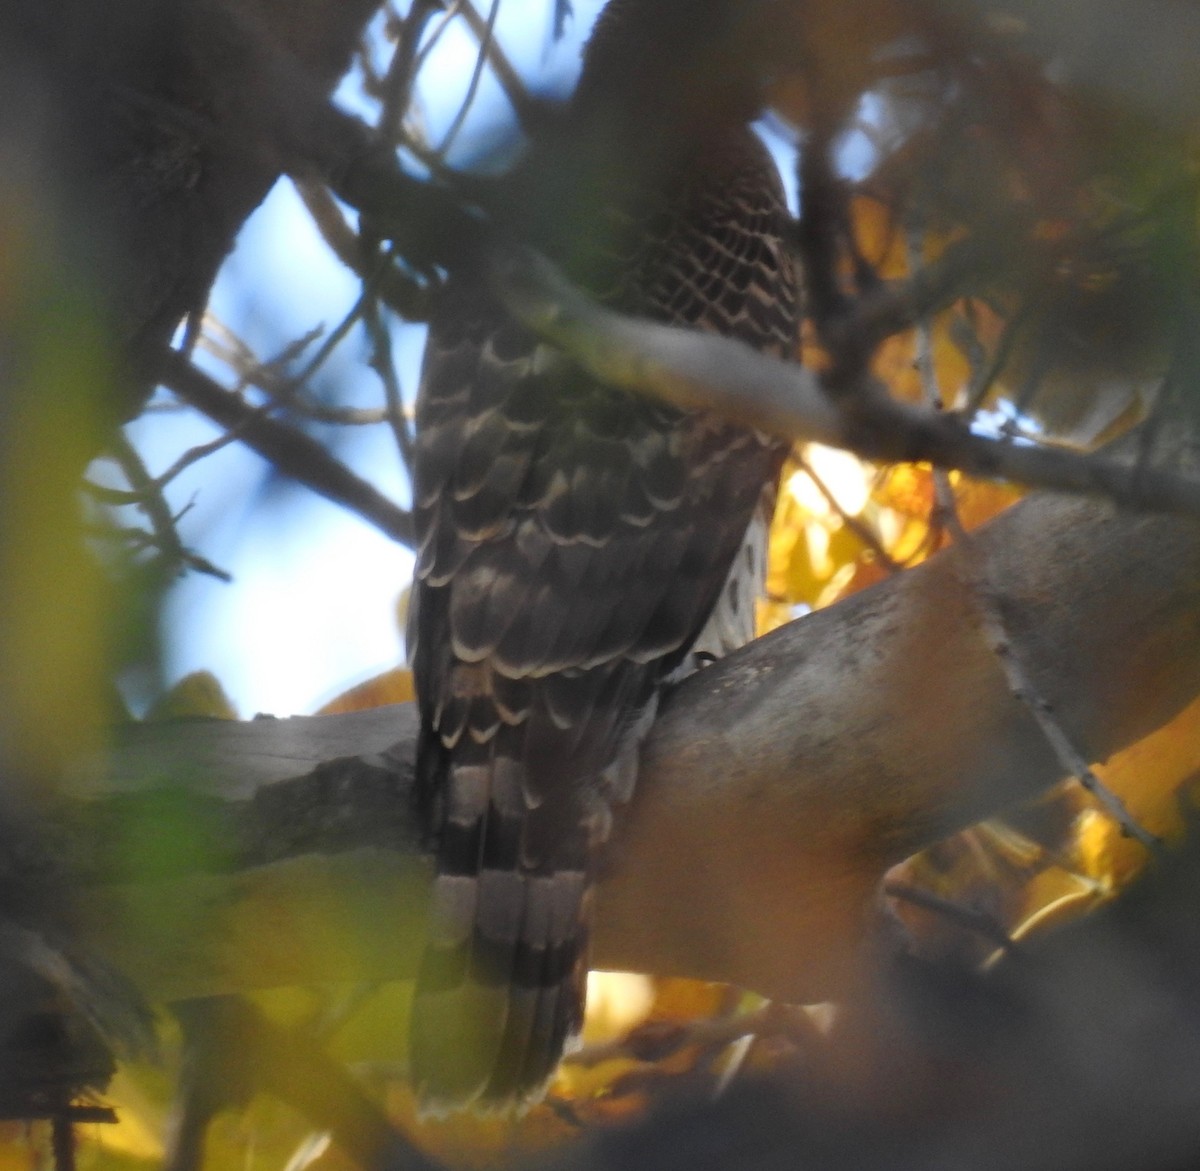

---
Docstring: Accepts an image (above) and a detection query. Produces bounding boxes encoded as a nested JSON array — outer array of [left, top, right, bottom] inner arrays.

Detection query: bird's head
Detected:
[[571, 0, 786, 138]]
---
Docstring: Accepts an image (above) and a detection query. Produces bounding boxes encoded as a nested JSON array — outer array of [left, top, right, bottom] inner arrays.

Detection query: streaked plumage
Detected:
[[408, 0, 800, 1110]]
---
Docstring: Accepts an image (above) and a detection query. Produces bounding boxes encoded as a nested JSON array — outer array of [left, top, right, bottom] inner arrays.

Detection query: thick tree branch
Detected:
[[2, 0, 384, 412], [51, 480, 1200, 1005], [492, 247, 1200, 518]]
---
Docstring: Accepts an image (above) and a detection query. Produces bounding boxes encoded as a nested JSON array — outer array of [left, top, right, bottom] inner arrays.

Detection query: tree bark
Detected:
[[50, 482, 1200, 1004], [0, 0, 382, 414]]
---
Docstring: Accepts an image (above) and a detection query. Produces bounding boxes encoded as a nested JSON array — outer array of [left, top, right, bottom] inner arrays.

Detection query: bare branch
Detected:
[[436, 0, 501, 157], [363, 293, 416, 470], [838, 231, 1018, 359], [60, 478, 1200, 1004], [294, 180, 430, 321], [379, 0, 444, 145], [456, 0, 541, 131], [492, 246, 1200, 518], [198, 317, 394, 428], [883, 882, 1018, 955], [793, 90, 857, 349], [161, 353, 416, 549], [795, 455, 900, 574], [945, 484, 1163, 852], [105, 434, 233, 581]]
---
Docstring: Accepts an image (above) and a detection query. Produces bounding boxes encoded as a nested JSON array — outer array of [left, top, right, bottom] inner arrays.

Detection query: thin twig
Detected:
[[106, 434, 232, 581], [380, 0, 444, 145], [200, 318, 324, 395], [884, 881, 1018, 954], [552, 0, 574, 39], [294, 179, 429, 321], [412, 1, 464, 78], [796, 456, 901, 573], [289, 286, 373, 391], [86, 522, 231, 586], [404, 0, 536, 138], [155, 428, 254, 491], [184, 312, 402, 484], [457, 0, 540, 129], [274, 400, 390, 426], [203, 308, 387, 428], [82, 481, 142, 506], [200, 317, 399, 430], [107, 434, 186, 560], [362, 290, 415, 468], [436, 0, 501, 158], [961, 299, 1030, 417], [795, 118, 854, 353], [834, 229, 1020, 362]]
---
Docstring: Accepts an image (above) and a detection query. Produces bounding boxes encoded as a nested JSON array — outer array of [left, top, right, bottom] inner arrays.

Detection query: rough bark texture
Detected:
[[0, 0, 380, 413]]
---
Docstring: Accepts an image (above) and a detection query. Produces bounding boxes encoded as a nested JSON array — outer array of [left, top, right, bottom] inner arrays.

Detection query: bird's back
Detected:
[[408, 2, 799, 1112]]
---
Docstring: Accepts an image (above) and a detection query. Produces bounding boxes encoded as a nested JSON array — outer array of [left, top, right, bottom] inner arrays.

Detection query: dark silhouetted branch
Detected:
[[162, 353, 416, 549]]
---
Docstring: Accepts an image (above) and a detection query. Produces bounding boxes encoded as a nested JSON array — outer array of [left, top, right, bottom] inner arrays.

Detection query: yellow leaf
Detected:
[[756, 596, 798, 637], [850, 195, 908, 279], [318, 667, 416, 714], [824, 519, 868, 575], [146, 670, 238, 721], [1007, 863, 1106, 947], [828, 555, 893, 602], [949, 473, 1023, 531], [647, 977, 731, 1022], [874, 463, 935, 520], [1081, 693, 1200, 887]]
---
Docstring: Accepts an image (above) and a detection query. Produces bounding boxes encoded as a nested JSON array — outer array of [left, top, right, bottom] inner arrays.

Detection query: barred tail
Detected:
[[409, 742, 592, 1113]]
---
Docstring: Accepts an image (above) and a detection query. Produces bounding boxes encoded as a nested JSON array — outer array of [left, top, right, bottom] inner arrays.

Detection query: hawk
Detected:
[[408, 0, 800, 1110]]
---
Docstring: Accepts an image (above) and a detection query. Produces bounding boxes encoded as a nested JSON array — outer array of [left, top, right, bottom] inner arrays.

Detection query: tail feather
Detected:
[[484, 875, 556, 1102], [508, 872, 589, 1100], [409, 679, 612, 1111], [411, 855, 591, 1112], [410, 873, 500, 1110]]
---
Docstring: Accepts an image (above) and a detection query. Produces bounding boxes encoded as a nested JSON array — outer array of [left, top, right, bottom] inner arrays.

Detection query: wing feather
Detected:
[[410, 126, 800, 1110]]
